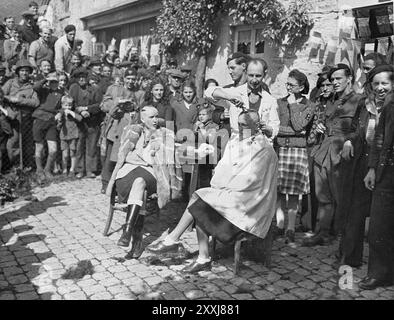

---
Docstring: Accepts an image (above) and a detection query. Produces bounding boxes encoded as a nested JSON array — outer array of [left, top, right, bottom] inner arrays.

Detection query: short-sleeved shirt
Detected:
[[28, 38, 54, 66]]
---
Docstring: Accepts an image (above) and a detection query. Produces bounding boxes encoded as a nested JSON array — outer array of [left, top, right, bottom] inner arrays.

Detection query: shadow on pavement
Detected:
[[0, 196, 67, 300]]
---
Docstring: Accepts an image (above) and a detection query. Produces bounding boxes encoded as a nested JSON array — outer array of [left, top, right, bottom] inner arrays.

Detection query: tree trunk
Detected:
[[195, 54, 207, 98]]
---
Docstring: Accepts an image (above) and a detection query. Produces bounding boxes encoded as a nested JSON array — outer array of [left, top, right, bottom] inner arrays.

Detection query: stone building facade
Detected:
[[43, 0, 393, 97]]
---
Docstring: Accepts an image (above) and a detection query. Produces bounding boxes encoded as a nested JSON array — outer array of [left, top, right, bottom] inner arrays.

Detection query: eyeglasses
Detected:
[[286, 82, 299, 88]]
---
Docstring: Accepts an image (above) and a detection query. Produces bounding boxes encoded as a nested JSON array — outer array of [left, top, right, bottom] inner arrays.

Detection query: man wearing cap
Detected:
[[167, 58, 178, 70], [204, 58, 279, 139], [28, 26, 54, 69], [167, 69, 185, 100], [180, 64, 193, 80], [18, 11, 39, 44], [2, 60, 39, 168], [303, 64, 363, 247], [54, 25, 76, 74], [102, 45, 118, 67], [69, 68, 103, 179], [88, 57, 106, 95], [100, 68, 139, 193]]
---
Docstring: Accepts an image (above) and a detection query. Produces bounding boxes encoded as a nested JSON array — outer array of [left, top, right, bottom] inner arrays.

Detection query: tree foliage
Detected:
[[156, 0, 315, 56]]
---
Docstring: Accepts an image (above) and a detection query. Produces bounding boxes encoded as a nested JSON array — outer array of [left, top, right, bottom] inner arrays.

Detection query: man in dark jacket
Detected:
[[69, 68, 103, 179], [303, 64, 363, 247]]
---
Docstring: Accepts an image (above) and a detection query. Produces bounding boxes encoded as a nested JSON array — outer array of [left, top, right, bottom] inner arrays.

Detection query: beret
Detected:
[[367, 64, 394, 83], [328, 63, 354, 79], [226, 52, 250, 64], [64, 24, 76, 34]]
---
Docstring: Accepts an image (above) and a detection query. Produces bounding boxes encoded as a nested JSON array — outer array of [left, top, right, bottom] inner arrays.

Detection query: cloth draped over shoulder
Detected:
[[195, 134, 278, 239], [106, 123, 183, 208]]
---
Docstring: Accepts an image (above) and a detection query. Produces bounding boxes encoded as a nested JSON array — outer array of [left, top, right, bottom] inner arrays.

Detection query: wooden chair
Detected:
[[103, 185, 148, 237], [212, 223, 275, 275]]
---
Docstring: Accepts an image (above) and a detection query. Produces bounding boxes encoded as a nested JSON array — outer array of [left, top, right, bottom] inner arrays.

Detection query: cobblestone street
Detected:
[[0, 178, 393, 300]]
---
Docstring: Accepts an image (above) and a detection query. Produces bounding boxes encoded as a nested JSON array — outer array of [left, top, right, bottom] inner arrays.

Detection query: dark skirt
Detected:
[[188, 196, 245, 244], [115, 166, 157, 203]]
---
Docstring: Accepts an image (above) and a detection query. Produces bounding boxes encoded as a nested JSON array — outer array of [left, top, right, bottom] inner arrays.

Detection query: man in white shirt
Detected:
[[205, 58, 279, 139]]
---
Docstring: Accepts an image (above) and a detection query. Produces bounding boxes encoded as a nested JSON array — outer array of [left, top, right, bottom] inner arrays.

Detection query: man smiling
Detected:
[[303, 64, 363, 247]]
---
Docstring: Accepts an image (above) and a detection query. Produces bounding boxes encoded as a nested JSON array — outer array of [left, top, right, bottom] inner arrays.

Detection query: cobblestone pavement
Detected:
[[0, 177, 393, 300]]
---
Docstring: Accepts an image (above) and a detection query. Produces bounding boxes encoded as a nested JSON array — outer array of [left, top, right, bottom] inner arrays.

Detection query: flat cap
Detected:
[[167, 69, 185, 78], [124, 68, 138, 77], [71, 67, 88, 78], [22, 11, 35, 17], [226, 52, 250, 64], [180, 65, 193, 72]]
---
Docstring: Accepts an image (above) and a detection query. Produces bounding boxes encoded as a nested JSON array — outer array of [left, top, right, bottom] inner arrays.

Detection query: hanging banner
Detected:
[[325, 36, 338, 66], [308, 31, 323, 60], [377, 37, 389, 55], [365, 43, 375, 55], [149, 43, 161, 66]]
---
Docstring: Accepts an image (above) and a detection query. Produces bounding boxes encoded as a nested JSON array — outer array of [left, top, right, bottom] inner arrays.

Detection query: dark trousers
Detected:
[[76, 126, 100, 174], [314, 162, 340, 235], [101, 139, 116, 187], [367, 165, 394, 282], [7, 116, 35, 169], [337, 153, 371, 266]]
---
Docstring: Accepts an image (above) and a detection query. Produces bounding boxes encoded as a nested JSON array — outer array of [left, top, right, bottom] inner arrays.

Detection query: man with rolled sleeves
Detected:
[[303, 64, 363, 247]]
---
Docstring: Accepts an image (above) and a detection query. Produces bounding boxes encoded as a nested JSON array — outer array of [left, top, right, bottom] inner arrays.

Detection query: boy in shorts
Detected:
[[56, 95, 82, 177], [32, 73, 64, 180]]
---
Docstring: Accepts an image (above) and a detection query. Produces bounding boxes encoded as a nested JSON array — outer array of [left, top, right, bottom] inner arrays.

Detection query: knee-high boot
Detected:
[[117, 204, 140, 247], [125, 213, 145, 260]]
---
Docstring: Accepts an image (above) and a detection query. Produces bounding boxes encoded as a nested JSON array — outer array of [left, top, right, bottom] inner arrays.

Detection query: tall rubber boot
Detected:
[[117, 204, 140, 247], [125, 214, 145, 260]]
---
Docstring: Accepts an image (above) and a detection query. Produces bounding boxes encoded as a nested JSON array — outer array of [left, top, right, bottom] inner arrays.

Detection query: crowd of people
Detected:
[[0, 2, 393, 291]]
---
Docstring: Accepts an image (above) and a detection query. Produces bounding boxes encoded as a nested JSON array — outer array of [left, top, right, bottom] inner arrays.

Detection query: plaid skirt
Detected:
[[278, 147, 310, 195]]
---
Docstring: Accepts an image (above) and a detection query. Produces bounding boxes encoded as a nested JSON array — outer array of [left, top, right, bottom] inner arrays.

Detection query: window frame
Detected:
[[232, 23, 266, 56]]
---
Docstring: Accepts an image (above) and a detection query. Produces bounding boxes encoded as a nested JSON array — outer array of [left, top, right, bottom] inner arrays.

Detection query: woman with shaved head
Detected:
[[106, 105, 182, 260]]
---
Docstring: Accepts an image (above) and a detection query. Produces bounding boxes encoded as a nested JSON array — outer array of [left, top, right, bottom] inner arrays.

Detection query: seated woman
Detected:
[[106, 106, 182, 260], [149, 110, 278, 273]]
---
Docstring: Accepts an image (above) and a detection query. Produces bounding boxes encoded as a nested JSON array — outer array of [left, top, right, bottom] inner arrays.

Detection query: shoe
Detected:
[[86, 172, 96, 179], [125, 213, 145, 259], [44, 171, 54, 180], [273, 226, 285, 239], [76, 173, 84, 179], [147, 241, 180, 254], [36, 170, 46, 183], [117, 205, 140, 247], [101, 183, 108, 194], [359, 277, 392, 290], [285, 230, 295, 244], [68, 171, 76, 179], [302, 233, 331, 247], [183, 260, 212, 273]]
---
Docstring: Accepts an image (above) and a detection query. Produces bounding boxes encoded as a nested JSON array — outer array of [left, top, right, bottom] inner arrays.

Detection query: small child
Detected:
[[194, 101, 219, 139], [193, 101, 219, 189], [56, 95, 82, 177]]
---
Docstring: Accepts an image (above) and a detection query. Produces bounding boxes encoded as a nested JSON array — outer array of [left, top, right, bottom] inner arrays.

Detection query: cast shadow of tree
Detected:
[[0, 196, 67, 300]]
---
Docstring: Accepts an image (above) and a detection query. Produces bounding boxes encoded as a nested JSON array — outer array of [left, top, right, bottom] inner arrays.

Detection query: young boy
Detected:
[[55, 96, 82, 177], [32, 73, 64, 180]]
